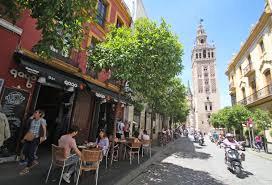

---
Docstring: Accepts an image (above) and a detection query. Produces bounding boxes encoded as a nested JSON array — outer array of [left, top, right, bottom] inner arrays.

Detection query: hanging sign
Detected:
[[9, 68, 37, 89]]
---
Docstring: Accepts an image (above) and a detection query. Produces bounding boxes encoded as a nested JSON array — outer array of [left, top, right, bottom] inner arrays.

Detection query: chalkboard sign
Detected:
[[0, 87, 29, 151]]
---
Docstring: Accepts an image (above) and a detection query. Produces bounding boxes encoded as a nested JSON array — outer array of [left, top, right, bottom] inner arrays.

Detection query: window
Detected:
[[211, 52, 214, 58], [205, 105, 208, 110], [205, 79, 209, 85], [199, 53, 202, 58], [210, 105, 212, 111], [207, 96, 209, 100], [264, 70, 272, 85], [203, 50, 206, 58], [204, 66, 208, 71], [201, 39, 204, 44], [196, 53, 198, 59], [259, 40, 265, 53], [116, 17, 123, 28], [239, 66, 242, 75], [204, 73, 208, 77], [207, 114, 211, 119], [247, 55, 252, 64], [208, 52, 210, 58], [97, 0, 107, 26]]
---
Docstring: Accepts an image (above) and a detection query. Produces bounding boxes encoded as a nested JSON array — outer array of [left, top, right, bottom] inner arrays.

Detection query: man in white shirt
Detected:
[[142, 130, 150, 147], [116, 119, 124, 139]]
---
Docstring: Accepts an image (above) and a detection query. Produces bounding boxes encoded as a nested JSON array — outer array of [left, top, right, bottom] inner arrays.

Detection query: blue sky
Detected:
[[142, 0, 264, 108]]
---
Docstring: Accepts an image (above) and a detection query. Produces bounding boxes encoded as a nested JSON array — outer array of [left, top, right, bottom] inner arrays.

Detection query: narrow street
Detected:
[[128, 137, 272, 185]]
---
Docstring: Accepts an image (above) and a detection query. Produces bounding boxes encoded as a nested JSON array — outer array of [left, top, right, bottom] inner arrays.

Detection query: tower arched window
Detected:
[[211, 52, 214, 58], [203, 50, 206, 58], [201, 39, 204, 44], [208, 52, 210, 58], [196, 53, 198, 59], [199, 53, 202, 58]]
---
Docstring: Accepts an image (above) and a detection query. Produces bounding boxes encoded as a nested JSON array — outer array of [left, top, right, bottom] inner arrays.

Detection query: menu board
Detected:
[[0, 87, 29, 147]]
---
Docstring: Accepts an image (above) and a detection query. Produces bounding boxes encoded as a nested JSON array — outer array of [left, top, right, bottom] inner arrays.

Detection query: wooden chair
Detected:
[[141, 140, 152, 158], [76, 149, 102, 185], [125, 142, 142, 165], [45, 144, 77, 185]]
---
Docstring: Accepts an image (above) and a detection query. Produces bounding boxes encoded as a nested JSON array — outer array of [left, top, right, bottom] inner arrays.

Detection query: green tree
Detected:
[[1, 0, 96, 57], [210, 105, 250, 134], [89, 18, 183, 104], [89, 18, 184, 143], [252, 109, 272, 132]]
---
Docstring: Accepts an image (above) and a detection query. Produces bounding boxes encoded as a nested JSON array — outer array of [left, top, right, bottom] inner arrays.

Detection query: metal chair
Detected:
[[45, 144, 77, 185], [125, 142, 142, 165], [76, 149, 102, 185], [110, 143, 119, 165], [141, 140, 152, 158]]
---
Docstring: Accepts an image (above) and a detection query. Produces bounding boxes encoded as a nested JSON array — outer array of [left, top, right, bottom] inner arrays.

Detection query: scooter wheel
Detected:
[[234, 166, 241, 175]]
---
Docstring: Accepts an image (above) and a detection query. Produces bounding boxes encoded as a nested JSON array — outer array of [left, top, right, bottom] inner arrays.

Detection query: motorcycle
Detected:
[[225, 145, 245, 176], [199, 136, 204, 146]]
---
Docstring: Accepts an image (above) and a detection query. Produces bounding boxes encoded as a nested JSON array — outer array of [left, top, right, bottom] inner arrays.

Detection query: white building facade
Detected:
[[191, 22, 220, 133]]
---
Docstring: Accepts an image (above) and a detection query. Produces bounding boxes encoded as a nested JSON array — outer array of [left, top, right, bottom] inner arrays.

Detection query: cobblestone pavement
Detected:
[[128, 137, 272, 185]]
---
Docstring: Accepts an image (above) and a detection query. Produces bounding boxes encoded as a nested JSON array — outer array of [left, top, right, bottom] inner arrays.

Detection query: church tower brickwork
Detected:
[[191, 21, 220, 133]]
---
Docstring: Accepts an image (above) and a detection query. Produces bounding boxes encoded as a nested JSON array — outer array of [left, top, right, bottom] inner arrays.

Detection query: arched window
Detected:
[[196, 53, 198, 59], [211, 52, 214, 58], [264, 69, 271, 86], [203, 50, 206, 58]]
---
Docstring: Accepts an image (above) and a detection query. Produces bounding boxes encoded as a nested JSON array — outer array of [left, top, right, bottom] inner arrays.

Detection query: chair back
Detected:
[[141, 139, 151, 146], [51, 144, 66, 165], [81, 149, 102, 163], [131, 142, 142, 148]]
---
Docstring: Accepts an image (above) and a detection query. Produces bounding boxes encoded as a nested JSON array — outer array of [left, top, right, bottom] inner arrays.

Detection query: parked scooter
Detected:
[[225, 145, 245, 176]]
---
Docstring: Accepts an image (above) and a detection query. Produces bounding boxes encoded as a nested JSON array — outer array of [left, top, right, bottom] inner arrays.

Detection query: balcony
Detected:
[[238, 84, 272, 106], [243, 63, 255, 77], [229, 81, 235, 92]]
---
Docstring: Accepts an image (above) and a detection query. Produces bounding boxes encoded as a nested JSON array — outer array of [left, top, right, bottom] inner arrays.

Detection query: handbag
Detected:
[[23, 131, 35, 141]]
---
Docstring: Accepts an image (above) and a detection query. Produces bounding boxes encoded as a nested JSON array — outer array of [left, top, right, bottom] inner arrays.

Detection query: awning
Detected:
[[14, 51, 130, 104], [86, 82, 130, 103], [17, 58, 83, 88]]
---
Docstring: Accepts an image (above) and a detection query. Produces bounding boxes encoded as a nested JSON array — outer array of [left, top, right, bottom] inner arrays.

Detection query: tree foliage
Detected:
[[89, 18, 186, 121], [210, 105, 251, 130], [252, 109, 272, 131], [211, 105, 272, 134], [0, 0, 96, 57], [89, 18, 183, 101]]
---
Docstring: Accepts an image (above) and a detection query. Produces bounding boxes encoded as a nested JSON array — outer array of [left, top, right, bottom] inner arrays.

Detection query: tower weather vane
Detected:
[[200, 18, 204, 24]]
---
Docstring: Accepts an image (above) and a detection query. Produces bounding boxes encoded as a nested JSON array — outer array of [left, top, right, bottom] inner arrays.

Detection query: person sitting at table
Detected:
[[142, 130, 150, 146], [96, 130, 109, 155], [133, 131, 141, 143], [58, 126, 81, 184]]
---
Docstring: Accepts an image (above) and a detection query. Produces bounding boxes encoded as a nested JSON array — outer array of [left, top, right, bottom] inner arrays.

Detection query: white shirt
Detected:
[[142, 134, 150, 147]]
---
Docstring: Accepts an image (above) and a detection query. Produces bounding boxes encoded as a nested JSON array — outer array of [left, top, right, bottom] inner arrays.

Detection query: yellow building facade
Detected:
[[226, 5, 272, 143]]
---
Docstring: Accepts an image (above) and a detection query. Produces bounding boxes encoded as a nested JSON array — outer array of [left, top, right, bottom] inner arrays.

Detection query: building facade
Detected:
[[0, 0, 131, 159], [191, 22, 220, 133], [226, 5, 272, 143], [186, 82, 195, 128]]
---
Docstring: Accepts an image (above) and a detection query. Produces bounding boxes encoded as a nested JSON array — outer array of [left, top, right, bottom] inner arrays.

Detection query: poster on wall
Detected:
[[0, 87, 30, 153], [0, 79, 4, 94]]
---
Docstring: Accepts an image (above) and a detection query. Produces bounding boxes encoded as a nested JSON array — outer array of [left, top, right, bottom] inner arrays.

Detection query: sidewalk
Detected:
[[247, 149, 272, 161], [0, 139, 173, 185]]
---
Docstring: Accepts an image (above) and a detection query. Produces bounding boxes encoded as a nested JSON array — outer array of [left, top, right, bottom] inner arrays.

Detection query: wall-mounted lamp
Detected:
[[37, 77, 46, 84]]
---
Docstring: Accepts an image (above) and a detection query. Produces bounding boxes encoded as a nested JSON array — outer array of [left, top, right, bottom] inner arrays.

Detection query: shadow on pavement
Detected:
[[166, 137, 211, 160], [132, 162, 224, 185], [237, 170, 254, 179]]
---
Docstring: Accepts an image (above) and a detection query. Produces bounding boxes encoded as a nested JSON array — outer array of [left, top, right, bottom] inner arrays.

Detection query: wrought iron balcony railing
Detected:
[[238, 84, 272, 105]]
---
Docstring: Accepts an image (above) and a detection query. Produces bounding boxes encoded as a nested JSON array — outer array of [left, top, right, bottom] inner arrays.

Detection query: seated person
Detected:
[[142, 130, 150, 147], [96, 130, 109, 155], [133, 131, 141, 143], [58, 126, 81, 183]]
